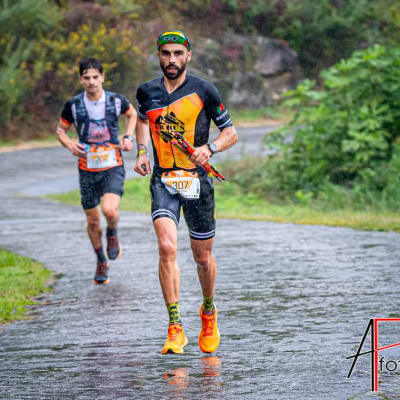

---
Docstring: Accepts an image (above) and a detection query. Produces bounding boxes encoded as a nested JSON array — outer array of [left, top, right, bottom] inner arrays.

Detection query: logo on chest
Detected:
[[156, 112, 185, 143]]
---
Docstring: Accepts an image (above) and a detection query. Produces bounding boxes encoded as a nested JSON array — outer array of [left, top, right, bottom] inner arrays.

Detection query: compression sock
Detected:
[[202, 295, 215, 315], [95, 246, 107, 263], [167, 302, 182, 325]]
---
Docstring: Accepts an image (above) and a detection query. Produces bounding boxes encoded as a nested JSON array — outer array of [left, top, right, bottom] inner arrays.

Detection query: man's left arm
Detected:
[[190, 82, 238, 165], [212, 125, 238, 153], [189, 125, 238, 165]]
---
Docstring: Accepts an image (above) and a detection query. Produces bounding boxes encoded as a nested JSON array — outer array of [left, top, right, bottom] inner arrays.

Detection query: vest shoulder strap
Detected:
[[73, 91, 118, 120], [105, 90, 117, 117], [72, 92, 87, 122]]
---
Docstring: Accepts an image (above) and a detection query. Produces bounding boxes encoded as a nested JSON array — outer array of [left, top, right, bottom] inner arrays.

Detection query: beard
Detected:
[[160, 62, 187, 80]]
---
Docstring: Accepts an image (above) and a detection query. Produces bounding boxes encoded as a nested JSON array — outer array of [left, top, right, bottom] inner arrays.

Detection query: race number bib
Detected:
[[161, 170, 200, 199], [86, 146, 118, 170]]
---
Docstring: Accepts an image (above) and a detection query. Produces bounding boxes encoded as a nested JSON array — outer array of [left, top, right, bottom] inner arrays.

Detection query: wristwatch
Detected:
[[123, 135, 134, 142], [207, 142, 218, 156]]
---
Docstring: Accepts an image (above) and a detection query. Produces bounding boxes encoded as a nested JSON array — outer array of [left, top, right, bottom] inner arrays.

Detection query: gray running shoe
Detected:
[[106, 231, 122, 260], [93, 261, 110, 285]]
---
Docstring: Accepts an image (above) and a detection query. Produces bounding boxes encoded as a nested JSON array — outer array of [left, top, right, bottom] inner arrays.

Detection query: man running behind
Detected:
[[134, 31, 238, 354], [57, 58, 137, 285]]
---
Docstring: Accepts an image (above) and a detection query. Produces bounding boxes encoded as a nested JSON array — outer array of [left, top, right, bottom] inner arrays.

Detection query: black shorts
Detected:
[[79, 165, 125, 209], [150, 167, 216, 240]]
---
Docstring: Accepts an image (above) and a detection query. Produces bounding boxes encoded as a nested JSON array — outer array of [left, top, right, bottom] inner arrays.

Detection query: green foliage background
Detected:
[[1, 0, 400, 213], [224, 44, 400, 211], [0, 0, 148, 138], [1, 0, 400, 139]]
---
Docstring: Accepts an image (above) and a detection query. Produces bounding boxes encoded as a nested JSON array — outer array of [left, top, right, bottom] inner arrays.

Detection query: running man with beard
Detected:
[[57, 58, 137, 285], [134, 31, 238, 354]]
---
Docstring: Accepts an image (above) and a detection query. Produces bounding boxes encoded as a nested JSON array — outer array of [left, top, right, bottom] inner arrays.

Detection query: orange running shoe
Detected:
[[161, 323, 188, 354], [198, 305, 220, 353]]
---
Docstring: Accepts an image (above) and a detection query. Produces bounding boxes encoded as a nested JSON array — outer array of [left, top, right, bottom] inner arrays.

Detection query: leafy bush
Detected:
[[213, 0, 397, 77], [223, 45, 400, 212], [271, 0, 380, 77], [0, 0, 61, 136], [31, 23, 146, 114], [0, 0, 147, 138], [264, 45, 400, 200], [2, 0, 400, 140]]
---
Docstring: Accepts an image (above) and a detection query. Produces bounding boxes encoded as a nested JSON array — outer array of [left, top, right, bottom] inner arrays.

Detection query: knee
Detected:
[[193, 252, 212, 271], [158, 237, 177, 261], [87, 216, 101, 231], [102, 205, 118, 221]]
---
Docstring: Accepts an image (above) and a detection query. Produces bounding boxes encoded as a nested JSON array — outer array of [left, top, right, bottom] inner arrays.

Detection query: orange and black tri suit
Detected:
[[136, 74, 233, 240]]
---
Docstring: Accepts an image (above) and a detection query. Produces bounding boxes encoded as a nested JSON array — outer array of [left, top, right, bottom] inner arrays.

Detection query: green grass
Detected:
[[49, 176, 152, 213], [0, 248, 52, 324], [0, 133, 60, 149], [215, 181, 400, 232], [229, 106, 294, 126], [48, 176, 400, 233]]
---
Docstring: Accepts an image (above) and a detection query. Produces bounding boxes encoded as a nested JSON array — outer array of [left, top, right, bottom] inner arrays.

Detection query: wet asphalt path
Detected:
[[1, 126, 400, 399]]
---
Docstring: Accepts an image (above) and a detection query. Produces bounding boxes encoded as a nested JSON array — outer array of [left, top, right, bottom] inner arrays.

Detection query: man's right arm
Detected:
[[57, 102, 85, 157], [133, 118, 151, 176], [134, 85, 151, 175], [56, 122, 86, 157]]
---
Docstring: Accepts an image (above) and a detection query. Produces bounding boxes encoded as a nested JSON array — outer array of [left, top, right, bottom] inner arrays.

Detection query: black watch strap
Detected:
[[123, 135, 134, 142]]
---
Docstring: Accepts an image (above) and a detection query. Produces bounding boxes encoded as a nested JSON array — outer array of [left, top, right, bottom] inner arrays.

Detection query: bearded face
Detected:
[[160, 61, 187, 80], [158, 43, 192, 80]]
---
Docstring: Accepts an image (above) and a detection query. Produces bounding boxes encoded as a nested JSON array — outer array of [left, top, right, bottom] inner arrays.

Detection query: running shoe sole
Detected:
[[162, 336, 188, 354], [93, 277, 110, 285]]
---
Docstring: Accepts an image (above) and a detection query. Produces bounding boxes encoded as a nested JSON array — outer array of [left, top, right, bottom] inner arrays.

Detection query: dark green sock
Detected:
[[167, 302, 181, 324], [203, 295, 215, 313], [95, 247, 106, 262]]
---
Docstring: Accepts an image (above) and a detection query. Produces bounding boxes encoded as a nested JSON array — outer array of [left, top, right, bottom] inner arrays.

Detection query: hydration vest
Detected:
[[72, 90, 120, 144]]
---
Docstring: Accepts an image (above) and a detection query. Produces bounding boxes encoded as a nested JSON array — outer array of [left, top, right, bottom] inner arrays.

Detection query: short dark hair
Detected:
[[79, 58, 103, 76]]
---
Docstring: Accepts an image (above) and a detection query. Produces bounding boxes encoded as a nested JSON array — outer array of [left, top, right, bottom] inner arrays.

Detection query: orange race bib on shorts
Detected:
[[78, 143, 123, 171], [161, 170, 200, 199]]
